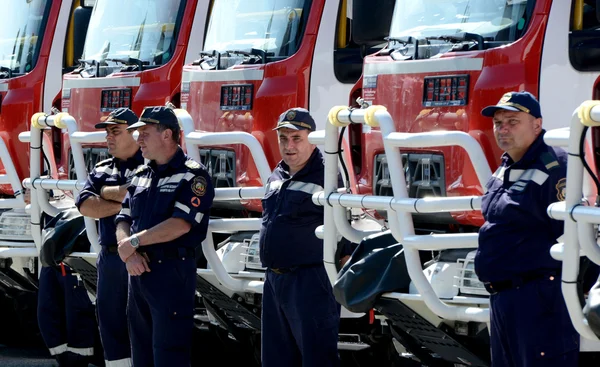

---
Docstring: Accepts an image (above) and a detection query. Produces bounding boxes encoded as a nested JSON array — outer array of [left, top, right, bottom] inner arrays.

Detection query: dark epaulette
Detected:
[[134, 165, 150, 175], [94, 158, 113, 168], [540, 152, 560, 172], [185, 159, 201, 171]]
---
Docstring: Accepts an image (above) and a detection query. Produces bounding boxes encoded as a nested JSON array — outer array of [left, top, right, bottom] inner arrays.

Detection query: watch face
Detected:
[[131, 236, 140, 248]]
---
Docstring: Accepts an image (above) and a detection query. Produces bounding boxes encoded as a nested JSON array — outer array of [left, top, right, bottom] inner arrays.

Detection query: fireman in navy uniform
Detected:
[[260, 108, 340, 367], [76, 107, 143, 367], [475, 91, 579, 366], [37, 263, 97, 367], [115, 106, 214, 366]]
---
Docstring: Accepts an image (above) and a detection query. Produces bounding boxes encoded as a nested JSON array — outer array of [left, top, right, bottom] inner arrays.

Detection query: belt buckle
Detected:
[[484, 282, 497, 295], [271, 268, 286, 275]]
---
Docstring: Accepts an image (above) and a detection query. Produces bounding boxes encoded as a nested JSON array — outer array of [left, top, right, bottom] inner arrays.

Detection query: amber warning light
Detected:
[[101, 88, 132, 112], [423, 75, 469, 107]]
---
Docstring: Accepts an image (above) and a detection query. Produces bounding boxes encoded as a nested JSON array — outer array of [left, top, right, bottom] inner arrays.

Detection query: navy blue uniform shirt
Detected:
[[75, 150, 144, 248], [115, 148, 214, 250], [259, 148, 326, 269], [475, 130, 568, 282]]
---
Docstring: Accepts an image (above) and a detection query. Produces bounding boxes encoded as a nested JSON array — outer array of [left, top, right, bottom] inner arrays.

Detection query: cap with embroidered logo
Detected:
[[95, 108, 139, 129], [273, 107, 316, 131], [127, 106, 179, 130], [481, 91, 542, 119]]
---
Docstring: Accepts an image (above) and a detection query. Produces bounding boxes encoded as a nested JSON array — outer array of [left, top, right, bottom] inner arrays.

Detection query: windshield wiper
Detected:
[[77, 59, 100, 77], [199, 50, 219, 58], [106, 57, 147, 71], [385, 36, 421, 59], [0, 66, 13, 79], [194, 48, 274, 69], [224, 48, 270, 64], [192, 49, 219, 67], [79, 58, 97, 66], [425, 32, 484, 50], [386, 36, 417, 45]]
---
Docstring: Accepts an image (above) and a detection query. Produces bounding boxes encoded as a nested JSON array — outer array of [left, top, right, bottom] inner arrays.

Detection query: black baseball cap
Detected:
[[273, 107, 316, 131], [127, 106, 179, 130], [95, 107, 138, 129], [481, 91, 542, 119]]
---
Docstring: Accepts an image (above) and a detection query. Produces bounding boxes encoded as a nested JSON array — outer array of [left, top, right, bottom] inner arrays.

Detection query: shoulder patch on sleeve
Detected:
[[95, 158, 113, 167], [556, 177, 566, 201], [191, 176, 208, 196], [540, 152, 560, 171], [185, 160, 201, 170]]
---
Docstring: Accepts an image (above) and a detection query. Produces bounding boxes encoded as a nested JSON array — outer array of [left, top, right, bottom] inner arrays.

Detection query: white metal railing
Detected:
[[20, 108, 271, 285], [311, 105, 492, 323], [23, 112, 103, 254], [545, 101, 600, 341], [175, 109, 267, 294]]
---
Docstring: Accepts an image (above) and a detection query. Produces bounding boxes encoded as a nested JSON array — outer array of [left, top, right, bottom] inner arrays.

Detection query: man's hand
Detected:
[[126, 252, 151, 276], [118, 236, 137, 262], [340, 255, 351, 268], [22, 188, 31, 205]]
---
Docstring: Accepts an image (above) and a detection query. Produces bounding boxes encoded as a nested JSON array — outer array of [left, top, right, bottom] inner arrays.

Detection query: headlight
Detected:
[[243, 233, 265, 271], [456, 252, 488, 296], [0, 209, 32, 240]]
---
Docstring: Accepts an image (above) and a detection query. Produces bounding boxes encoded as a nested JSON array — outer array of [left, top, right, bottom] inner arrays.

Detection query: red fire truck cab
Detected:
[[351, 0, 600, 230], [181, 0, 395, 214], [61, 0, 209, 178], [0, 0, 91, 195]]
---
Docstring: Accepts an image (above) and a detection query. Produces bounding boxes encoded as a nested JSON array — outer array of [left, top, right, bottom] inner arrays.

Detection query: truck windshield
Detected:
[[0, 0, 51, 76], [81, 0, 183, 67], [204, 0, 311, 58], [390, 0, 531, 44]]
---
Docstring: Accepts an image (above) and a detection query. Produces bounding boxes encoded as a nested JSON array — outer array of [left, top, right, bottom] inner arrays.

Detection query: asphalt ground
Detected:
[[0, 345, 59, 367], [0, 327, 261, 367], [0, 333, 415, 367]]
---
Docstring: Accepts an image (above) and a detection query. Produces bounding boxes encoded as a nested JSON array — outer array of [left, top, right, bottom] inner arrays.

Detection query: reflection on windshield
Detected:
[[204, 0, 310, 58], [390, 0, 530, 42], [0, 0, 50, 75], [81, 0, 182, 66]]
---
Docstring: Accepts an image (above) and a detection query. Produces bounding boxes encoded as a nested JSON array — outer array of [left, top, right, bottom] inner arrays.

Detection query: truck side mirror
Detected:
[[352, 0, 396, 46], [72, 6, 92, 64]]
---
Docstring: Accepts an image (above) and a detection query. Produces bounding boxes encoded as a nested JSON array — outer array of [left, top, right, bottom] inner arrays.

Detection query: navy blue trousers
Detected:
[[128, 253, 196, 367], [97, 248, 131, 365], [490, 275, 579, 366], [262, 265, 340, 367], [37, 265, 96, 365]]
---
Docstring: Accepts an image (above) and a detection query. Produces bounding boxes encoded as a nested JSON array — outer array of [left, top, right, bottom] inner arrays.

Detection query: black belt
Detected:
[[138, 247, 195, 261], [269, 263, 322, 275], [484, 270, 560, 295], [105, 246, 118, 253]]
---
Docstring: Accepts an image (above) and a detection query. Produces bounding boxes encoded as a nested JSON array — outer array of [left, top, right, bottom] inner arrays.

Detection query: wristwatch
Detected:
[[130, 234, 140, 249]]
